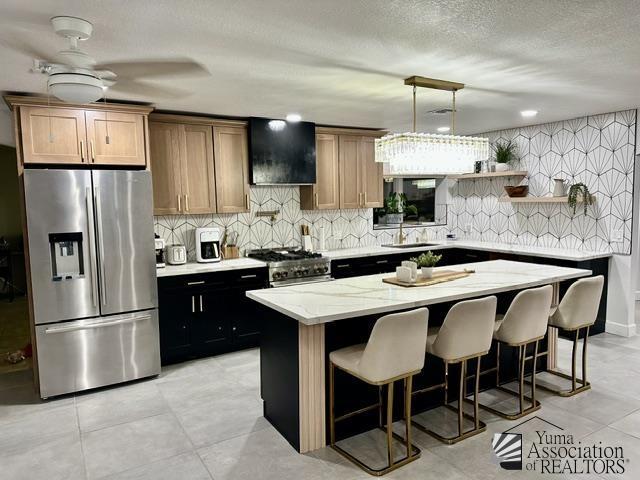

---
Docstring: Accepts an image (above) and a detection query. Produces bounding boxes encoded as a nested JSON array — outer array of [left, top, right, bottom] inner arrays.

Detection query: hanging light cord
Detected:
[[412, 85, 417, 133], [451, 89, 457, 135], [103, 94, 110, 144]]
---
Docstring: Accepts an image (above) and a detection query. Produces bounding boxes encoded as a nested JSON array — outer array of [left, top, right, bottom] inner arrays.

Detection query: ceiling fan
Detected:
[[17, 16, 209, 104]]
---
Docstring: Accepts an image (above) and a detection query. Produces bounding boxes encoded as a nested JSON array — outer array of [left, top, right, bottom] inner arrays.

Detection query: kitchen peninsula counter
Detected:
[[248, 260, 592, 454]]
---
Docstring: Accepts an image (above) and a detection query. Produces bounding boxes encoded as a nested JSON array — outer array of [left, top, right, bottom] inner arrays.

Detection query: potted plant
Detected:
[[410, 251, 442, 279], [381, 192, 418, 224], [492, 140, 518, 172], [567, 182, 594, 215]]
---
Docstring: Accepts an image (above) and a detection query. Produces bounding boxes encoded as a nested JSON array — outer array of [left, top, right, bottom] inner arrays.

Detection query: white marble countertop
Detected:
[[246, 259, 592, 325], [321, 240, 613, 262], [156, 258, 266, 277]]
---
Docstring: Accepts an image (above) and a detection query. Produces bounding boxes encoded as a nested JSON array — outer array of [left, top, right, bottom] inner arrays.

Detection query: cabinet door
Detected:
[[213, 125, 250, 213], [149, 122, 183, 215], [181, 124, 217, 214], [85, 111, 146, 166], [313, 134, 340, 209], [339, 135, 361, 209], [194, 290, 232, 356], [359, 136, 383, 208], [20, 106, 87, 164], [158, 289, 194, 364]]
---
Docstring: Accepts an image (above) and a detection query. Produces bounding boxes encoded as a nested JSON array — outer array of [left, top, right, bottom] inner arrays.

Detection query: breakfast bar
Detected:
[[247, 259, 592, 453]]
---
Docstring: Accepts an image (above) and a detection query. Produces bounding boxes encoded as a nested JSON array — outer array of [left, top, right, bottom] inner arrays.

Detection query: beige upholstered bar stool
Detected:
[[329, 307, 429, 476], [476, 285, 553, 420], [535, 275, 604, 397], [411, 296, 497, 445]]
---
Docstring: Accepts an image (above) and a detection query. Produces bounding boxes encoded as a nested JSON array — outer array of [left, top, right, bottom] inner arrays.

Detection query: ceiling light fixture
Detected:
[[285, 113, 302, 122], [375, 76, 489, 175], [48, 71, 104, 104], [437, 126, 450, 133], [521, 110, 538, 118]]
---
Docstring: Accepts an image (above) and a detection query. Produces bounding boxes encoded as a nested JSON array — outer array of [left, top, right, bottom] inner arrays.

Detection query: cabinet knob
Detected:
[[232, 327, 237, 331], [182, 326, 186, 329], [218, 326, 222, 331]]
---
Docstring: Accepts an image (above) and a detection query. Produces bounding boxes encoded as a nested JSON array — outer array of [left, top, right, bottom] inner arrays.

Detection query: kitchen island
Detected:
[[247, 259, 592, 453]]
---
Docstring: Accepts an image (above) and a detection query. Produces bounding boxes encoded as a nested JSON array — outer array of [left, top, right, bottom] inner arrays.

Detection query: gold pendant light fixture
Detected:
[[375, 76, 489, 175]]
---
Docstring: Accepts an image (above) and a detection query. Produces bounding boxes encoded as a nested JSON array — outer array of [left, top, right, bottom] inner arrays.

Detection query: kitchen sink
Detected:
[[381, 242, 440, 249]]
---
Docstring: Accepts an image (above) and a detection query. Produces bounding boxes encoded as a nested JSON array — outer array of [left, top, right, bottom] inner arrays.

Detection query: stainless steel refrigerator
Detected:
[[23, 169, 160, 398]]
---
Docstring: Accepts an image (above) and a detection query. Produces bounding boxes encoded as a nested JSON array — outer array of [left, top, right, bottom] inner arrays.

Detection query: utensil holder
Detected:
[[222, 246, 239, 259]]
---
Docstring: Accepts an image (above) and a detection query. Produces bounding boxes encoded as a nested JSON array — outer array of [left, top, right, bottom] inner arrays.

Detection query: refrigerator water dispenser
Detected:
[[49, 232, 84, 281]]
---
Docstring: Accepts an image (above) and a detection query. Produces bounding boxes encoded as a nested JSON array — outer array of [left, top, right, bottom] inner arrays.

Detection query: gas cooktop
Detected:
[[247, 248, 331, 286]]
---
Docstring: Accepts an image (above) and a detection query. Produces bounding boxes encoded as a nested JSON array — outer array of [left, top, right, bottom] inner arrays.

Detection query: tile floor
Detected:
[[1, 333, 640, 479]]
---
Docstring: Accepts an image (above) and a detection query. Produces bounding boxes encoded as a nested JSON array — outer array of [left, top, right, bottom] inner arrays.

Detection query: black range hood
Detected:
[[249, 117, 316, 185]]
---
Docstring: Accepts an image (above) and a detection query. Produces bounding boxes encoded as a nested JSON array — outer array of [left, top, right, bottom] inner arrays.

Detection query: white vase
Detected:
[[495, 163, 509, 172], [421, 267, 434, 279]]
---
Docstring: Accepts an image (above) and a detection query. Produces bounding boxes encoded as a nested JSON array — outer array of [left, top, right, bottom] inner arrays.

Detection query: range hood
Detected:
[[249, 117, 317, 185]]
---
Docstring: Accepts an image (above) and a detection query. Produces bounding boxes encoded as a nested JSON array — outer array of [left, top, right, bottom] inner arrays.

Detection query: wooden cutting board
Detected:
[[383, 269, 474, 287]]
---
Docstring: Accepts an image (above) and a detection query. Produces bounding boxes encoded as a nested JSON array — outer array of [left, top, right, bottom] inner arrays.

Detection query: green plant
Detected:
[[410, 251, 442, 268], [382, 192, 418, 216], [492, 140, 518, 164], [567, 183, 594, 215]]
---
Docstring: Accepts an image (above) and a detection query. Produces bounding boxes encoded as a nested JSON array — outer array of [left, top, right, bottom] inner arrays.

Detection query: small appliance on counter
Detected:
[[155, 235, 166, 268], [166, 244, 187, 265], [195, 227, 221, 263]]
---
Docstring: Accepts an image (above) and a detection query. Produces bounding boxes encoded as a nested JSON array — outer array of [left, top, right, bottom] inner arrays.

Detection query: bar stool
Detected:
[[475, 285, 553, 420], [329, 307, 429, 476], [412, 296, 497, 444], [535, 275, 604, 397]]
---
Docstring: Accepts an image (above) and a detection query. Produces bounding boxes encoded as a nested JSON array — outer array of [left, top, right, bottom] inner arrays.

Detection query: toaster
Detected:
[[165, 244, 187, 265]]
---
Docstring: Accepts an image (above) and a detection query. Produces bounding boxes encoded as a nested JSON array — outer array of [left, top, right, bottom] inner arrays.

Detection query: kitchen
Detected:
[[1, 2, 640, 480]]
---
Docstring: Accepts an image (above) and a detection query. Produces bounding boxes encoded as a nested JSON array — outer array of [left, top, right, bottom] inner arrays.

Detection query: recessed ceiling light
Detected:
[[286, 113, 302, 122], [521, 110, 538, 118], [437, 126, 450, 133]]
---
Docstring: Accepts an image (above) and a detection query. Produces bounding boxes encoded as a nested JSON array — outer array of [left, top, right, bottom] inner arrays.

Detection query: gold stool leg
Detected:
[[474, 357, 480, 430], [413, 357, 487, 445], [330, 370, 422, 476], [478, 341, 541, 420], [534, 326, 592, 397]]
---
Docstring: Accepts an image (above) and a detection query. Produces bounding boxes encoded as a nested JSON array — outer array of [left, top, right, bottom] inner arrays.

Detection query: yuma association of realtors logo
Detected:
[[491, 416, 628, 475]]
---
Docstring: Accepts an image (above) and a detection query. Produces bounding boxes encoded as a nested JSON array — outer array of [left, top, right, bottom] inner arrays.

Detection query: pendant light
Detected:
[[375, 76, 489, 175]]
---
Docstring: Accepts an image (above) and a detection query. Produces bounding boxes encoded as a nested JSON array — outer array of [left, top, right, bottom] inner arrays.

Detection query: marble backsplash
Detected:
[[155, 108, 636, 260]]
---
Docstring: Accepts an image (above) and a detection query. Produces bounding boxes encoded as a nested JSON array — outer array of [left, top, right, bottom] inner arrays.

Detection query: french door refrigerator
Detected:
[[23, 169, 160, 398]]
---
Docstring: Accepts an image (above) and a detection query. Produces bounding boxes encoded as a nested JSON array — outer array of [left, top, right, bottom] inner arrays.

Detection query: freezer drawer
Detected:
[[35, 310, 160, 398]]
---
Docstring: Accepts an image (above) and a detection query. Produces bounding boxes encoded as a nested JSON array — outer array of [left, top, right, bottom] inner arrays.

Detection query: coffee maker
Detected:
[[195, 227, 222, 263]]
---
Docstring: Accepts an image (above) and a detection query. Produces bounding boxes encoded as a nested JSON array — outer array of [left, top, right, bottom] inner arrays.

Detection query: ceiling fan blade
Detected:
[[94, 70, 117, 80], [93, 59, 209, 79], [107, 79, 192, 99], [0, 35, 54, 63]]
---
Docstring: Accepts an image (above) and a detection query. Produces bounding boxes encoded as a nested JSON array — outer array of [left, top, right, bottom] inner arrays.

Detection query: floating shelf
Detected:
[[450, 171, 528, 180], [498, 195, 595, 203]]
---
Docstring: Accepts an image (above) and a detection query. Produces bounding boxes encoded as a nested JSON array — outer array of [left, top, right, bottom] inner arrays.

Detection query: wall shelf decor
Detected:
[[498, 195, 595, 203], [450, 171, 528, 180]]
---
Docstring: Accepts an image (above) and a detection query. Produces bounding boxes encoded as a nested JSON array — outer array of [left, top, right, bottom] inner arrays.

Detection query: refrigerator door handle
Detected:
[[85, 187, 99, 307], [44, 314, 152, 334], [94, 187, 107, 306]]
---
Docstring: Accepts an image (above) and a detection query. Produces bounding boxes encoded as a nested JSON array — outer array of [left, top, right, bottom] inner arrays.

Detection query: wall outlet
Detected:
[[612, 229, 624, 242], [465, 223, 473, 234]]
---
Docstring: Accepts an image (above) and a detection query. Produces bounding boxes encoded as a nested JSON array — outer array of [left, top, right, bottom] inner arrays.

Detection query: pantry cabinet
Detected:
[[301, 128, 385, 211], [5, 96, 152, 170], [148, 114, 249, 216]]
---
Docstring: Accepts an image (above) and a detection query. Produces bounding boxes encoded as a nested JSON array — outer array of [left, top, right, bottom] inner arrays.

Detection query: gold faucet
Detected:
[[398, 222, 407, 245]]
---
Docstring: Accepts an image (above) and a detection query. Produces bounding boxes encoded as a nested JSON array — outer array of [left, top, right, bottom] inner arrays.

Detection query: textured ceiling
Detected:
[[0, 0, 639, 134]]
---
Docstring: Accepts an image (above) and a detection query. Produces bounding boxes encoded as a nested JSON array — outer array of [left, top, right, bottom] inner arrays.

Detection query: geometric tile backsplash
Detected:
[[155, 108, 636, 260], [463, 109, 636, 255]]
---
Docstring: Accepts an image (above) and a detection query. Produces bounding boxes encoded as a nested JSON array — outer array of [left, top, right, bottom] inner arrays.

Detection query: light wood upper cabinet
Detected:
[[19, 106, 87, 164], [181, 124, 216, 214], [339, 135, 362, 209], [85, 111, 146, 166], [213, 125, 250, 213], [359, 136, 383, 208], [5, 97, 152, 170], [149, 122, 182, 215], [300, 134, 340, 210]]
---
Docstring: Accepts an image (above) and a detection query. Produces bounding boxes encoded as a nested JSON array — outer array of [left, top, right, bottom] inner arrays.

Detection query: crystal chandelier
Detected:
[[375, 76, 489, 175]]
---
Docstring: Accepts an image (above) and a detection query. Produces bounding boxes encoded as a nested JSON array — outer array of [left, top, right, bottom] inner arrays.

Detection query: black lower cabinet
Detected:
[[158, 267, 268, 365]]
